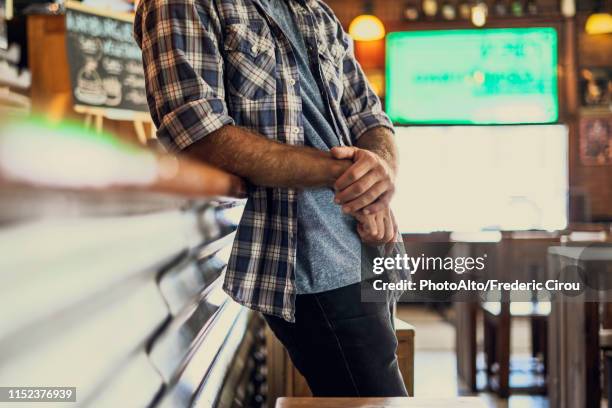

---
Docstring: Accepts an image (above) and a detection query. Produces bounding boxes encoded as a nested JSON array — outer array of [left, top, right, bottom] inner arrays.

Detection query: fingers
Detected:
[[341, 180, 389, 214], [330, 146, 357, 160], [357, 223, 368, 240], [357, 220, 376, 244], [357, 210, 396, 246], [384, 211, 399, 256], [333, 149, 395, 216], [353, 211, 368, 224], [382, 212, 394, 243], [364, 213, 378, 237], [384, 240, 395, 256], [334, 171, 378, 205], [362, 189, 394, 215], [357, 212, 380, 245], [391, 210, 399, 240], [356, 211, 377, 236], [375, 212, 385, 241], [334, 151, 374, 191]]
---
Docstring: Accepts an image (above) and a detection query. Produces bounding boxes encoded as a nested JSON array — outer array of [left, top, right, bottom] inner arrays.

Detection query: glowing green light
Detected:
[[386, 28, 559, 125], [0, 117, 156, 188], [16, 116, 140, 153]]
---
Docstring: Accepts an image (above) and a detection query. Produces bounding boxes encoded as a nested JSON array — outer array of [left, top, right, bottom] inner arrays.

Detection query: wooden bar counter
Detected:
[[276, 397, 487, 408]]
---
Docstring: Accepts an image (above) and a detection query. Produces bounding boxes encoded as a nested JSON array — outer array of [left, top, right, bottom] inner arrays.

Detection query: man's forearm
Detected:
[[184, 125, 350, 189], [355, 126, 398, 175]]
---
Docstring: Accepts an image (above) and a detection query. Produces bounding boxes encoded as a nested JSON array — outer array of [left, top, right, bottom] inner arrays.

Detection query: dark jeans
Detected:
[[264, 280, 408, 397]]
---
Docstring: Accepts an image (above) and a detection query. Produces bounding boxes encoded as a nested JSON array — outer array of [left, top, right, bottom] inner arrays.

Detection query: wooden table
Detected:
[[547, 245, 612, 408], [275, 397, 487, 408]]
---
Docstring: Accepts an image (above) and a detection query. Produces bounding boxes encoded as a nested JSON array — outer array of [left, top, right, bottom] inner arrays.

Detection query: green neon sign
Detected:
[[386, 28, 559, 125]]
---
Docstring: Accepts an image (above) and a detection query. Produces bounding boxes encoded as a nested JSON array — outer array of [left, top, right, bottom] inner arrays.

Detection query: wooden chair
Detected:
[[482, 301, 549, 397], [482, 235, 557, 398], [455, 234, 559, 398]]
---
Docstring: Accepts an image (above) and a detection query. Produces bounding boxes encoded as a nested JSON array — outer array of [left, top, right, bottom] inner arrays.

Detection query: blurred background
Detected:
[[0, 0, 611, 407]]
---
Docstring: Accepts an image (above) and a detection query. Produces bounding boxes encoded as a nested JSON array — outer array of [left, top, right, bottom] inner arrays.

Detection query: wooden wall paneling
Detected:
[[558, 15, 583, 224], [575, 14, 612, 220], [26, 15, 72, 119], [579, 29, 612, 67]]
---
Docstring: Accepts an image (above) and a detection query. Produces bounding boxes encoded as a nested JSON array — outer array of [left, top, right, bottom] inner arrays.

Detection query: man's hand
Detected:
[[356, 207, 398, 247], [331, 146, 396, 215]]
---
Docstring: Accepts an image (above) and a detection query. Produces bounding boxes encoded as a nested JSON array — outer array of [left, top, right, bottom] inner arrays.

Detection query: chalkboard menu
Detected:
[[65, 1, 147, 113]]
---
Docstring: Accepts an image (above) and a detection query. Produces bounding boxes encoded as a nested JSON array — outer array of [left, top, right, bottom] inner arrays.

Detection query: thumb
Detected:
[[331, 146, 357, 160], [353, 211, 367, 224]]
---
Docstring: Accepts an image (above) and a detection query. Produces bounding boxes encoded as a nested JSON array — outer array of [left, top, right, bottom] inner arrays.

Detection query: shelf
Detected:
[[387, 14, 567, 31], [579, 107, 612, 117]]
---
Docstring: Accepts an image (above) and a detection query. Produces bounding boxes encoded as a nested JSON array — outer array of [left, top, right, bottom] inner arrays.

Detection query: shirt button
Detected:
[[292, 127, 300, 134], [289, 78, 296, 86], [251, 45, 258, 53]]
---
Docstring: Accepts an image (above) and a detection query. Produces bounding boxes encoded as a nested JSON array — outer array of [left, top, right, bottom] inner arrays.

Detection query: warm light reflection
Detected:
[[585, 13, 612, 35], [348, 15, 386, 41]]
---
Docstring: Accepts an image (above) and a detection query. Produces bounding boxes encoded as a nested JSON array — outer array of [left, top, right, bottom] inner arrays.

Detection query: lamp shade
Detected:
[[348, 15, 385, 41], [585, 13, 612, 35]]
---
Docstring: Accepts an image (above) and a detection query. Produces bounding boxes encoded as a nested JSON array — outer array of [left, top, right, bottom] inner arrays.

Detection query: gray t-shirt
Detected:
[[259, 0, 362, 294]]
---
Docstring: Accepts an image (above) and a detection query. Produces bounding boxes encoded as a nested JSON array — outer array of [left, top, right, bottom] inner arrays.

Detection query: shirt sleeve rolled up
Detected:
[[337, 31, 395, 143], [134, 0, 234, 153]]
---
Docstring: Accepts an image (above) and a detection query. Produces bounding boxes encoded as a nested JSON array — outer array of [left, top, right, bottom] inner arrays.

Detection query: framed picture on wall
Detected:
[[579, 67, 612, 110], [580, 116, 612, 166]]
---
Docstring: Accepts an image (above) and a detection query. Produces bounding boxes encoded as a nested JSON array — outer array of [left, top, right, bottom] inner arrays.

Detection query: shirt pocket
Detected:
[[318, 42, 346, 103], [224, 24, 277, 100]]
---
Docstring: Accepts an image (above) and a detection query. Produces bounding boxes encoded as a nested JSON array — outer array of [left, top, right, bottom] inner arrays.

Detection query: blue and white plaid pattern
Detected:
[[135, 0, 394, 321]]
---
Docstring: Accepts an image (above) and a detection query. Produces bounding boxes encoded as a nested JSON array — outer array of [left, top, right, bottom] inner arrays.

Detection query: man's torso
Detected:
[[258, 0, 362, 294], [135, 0, 394, 321]]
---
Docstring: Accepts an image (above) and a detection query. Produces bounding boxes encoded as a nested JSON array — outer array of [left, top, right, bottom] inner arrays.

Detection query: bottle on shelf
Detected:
[[511, 0, 524, 16], [422, 0, 439, 18], [441, 1, 457, 20], [458, 1, 472, 19], [404, 1, 420, 21], [493, 0, 509, 16], [526, 0, 538, 15]]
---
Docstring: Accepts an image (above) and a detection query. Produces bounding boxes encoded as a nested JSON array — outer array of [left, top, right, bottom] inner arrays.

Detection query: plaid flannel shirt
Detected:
[[134, 0, 395, 322]]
